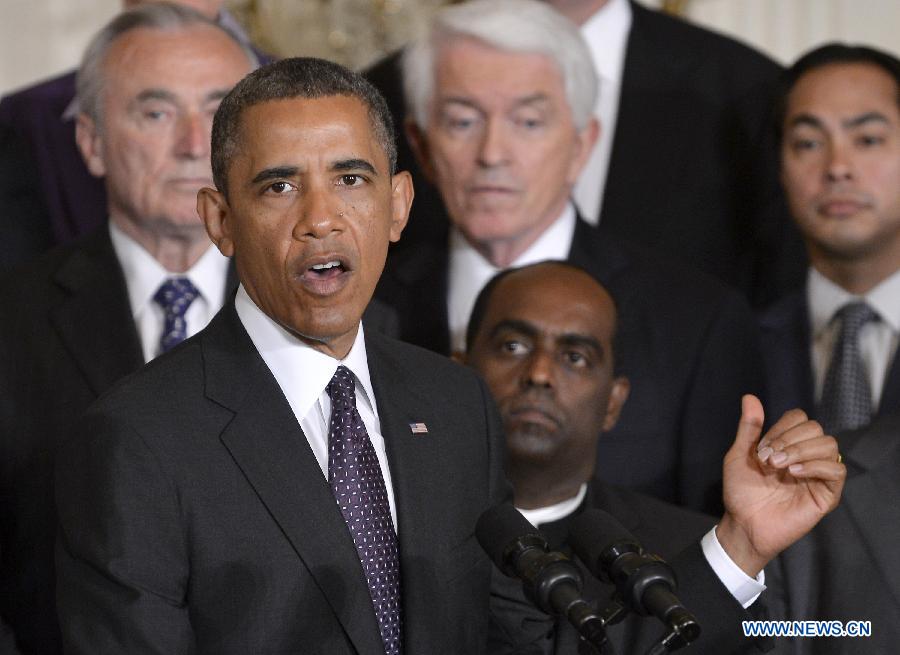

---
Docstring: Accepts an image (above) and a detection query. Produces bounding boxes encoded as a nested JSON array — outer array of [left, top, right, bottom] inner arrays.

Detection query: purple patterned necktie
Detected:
[[818, 301, 879, 434], [153, 277, 199, 354], [327, 365, 402, 655]]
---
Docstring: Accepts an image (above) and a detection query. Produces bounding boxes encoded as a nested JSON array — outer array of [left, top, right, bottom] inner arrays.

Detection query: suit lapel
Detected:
[[839, 419, 900, 606], [50, 228, 143, 396], [366, 330, 458, 653], [204, 305, 384, 653]]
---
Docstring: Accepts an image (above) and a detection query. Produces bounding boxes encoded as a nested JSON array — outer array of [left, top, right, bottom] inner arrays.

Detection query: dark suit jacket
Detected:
[[375, 217, 763, 515], [758, 289, 900, 428], [363, 1, 804, 307], [54, 300, 509, 653], [767, 417, 900, 654], [490, 481, 771, 654]]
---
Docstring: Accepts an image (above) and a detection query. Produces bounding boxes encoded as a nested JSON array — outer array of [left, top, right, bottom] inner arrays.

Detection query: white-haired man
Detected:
[[366, 0, 796, 306], [374, 0, 763, 516]]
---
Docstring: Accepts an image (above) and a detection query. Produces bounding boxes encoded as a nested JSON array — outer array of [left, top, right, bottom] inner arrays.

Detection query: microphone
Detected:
[[569, 509, 700, 650], [476, 503, 609, 651]]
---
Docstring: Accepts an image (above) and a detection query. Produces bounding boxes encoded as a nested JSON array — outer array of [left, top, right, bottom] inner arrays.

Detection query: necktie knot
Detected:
[[834, 301, 879, 335], [327, 365, 358, 412], [818, 300, 879, 433], [153, 277, 199, 354]]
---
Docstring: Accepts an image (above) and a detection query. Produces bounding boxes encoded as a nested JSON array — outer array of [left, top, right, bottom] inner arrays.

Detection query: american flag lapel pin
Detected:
[[409, 422, 429, 435]]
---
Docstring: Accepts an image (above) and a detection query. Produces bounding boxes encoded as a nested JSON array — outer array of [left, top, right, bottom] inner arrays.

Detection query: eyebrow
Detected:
[[134, 88, 230, 106], [441, 93, 550, 111], [250, 158, 379, 186], [331, 158, 378, 175], [251, 166, 298, 185], [788, 111, 892, 131]]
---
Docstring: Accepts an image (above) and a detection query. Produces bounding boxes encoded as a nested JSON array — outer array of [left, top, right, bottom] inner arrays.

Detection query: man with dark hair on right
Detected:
[[465, 261, 845, 654], [760, 43, 900, 655], [761, 44, 900, 435]]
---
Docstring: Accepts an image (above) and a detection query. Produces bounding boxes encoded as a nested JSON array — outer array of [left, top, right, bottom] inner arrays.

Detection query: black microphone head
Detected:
[[476, 504, 547, 576], [569, 508, 643, 582]]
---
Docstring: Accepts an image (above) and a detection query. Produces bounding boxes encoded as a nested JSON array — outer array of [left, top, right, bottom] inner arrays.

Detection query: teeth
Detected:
[[311, 260, 341, 270]]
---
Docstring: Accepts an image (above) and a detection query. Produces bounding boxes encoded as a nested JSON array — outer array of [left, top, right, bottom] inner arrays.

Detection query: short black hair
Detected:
[[465, 261, 625, 375], [211, 57, 397, 198], [774, 42, 900, 144]]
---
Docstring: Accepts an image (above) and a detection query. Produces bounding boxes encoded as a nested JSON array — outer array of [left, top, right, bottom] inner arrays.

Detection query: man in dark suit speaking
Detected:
[[54, 58, 508, 653]]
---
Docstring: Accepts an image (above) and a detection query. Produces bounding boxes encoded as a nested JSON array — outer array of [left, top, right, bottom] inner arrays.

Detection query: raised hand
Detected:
[[715, 394, 846, 577]]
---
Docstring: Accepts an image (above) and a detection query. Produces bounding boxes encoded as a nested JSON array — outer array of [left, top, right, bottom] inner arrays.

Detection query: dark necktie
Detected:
[[818, 301, 879, 434], [153, 277, 199, 354], [327, 365, 402, 655]]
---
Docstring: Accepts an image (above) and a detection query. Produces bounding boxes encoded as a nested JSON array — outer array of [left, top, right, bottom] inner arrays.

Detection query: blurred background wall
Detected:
[[3, 0, 900, 96]]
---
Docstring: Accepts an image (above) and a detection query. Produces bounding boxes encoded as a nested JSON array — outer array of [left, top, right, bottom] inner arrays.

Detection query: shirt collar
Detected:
[[109, 221, 228, 318], [580, 0, 632, 85], [516, 483, 588, 528], [808, 266, 900, 336], [234, 285, 376, 420]]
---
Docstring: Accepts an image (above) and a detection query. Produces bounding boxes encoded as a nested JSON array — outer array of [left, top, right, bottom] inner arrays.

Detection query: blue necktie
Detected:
[[818, 301, 879, 434], [327, 365, 402, 654], [153, 277, 199, 354]]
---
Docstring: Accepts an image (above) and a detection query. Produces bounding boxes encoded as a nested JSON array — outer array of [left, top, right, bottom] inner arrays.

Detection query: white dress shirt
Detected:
[[571, 0, 632, 224], [517, 484, 765, 609], [447, 205, 577, 353], [109, 222, 229, 363], [234, 285, 398, 528], [808, 267, 900, 406]]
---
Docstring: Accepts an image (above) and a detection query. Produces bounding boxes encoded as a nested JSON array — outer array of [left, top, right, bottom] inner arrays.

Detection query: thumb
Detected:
[[733, 394, 765, 451]]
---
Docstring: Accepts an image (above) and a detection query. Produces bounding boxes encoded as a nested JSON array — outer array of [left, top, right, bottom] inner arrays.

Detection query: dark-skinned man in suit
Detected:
[[466, 261, 846, 654], [53, 57, 509, 654]]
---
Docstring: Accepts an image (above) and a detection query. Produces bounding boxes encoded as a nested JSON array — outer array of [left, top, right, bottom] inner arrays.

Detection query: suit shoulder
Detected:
[[0, 70, 77, 124], [632, 2, 779, 75], [758, 288, 806, 330], [368, 329, 485, 389]]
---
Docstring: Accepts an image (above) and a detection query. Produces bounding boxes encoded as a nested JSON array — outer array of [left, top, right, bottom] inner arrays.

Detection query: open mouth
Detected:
[[297, 256, 352, 295], [306, 259, 346, 279]]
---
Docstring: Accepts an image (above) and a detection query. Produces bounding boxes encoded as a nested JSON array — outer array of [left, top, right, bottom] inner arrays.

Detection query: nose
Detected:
[[174, 112, 209, 160], [825, 141, 853, 183], [477, 118, 510, 168], [520, 348, 555, 390], [292, 183, 343, 240]]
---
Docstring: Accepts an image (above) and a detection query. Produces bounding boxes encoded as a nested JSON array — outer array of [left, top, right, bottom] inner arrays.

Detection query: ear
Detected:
[[566, 116, 600, 184], [197, 187, 235, 257], [405, 118, 437, 183], [601, 376, 630, 432], [388, 170, 413, 243], [75, 113, 107, 178]]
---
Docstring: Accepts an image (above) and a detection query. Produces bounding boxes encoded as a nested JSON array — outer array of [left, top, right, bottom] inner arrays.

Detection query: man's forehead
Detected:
[[234, 96, 386, 171], [434, 37, 564, 98], [787, 63, 900, 119], [488, 270, 616, 335]]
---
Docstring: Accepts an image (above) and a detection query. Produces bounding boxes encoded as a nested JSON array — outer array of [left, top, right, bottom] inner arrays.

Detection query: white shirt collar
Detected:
[[516, 483, 588, 528], [581, 0, 632, 86], [234, 285, 377, 420], [808, 266, 900, 337], [108, 221, 229, 320]]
